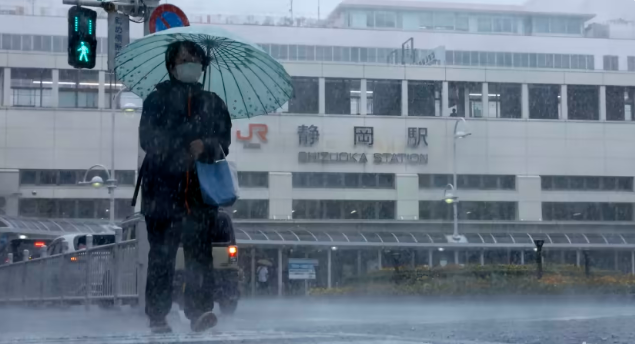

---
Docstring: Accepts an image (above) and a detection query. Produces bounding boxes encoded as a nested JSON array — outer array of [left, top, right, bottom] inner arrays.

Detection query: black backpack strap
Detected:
[[131, 157, 147, 207]]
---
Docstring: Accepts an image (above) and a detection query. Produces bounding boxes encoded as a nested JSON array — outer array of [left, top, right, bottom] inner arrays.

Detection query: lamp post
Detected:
[[449, 118, 471, 241], [78, 86, 138, 242]]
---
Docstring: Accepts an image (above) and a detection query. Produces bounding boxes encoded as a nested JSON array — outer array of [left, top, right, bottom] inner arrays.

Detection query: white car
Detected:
[[47, 233, 115, 256]]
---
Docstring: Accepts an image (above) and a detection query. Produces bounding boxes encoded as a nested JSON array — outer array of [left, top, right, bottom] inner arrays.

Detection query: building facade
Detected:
[[2, 0, 635, 281]]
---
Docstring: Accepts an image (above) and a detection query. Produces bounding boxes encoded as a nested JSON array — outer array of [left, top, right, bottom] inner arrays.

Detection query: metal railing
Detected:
[[0, 240, 138, 305]]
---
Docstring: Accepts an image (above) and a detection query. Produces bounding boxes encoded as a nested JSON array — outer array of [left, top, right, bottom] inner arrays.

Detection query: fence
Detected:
[[0, 240, 138, 305]]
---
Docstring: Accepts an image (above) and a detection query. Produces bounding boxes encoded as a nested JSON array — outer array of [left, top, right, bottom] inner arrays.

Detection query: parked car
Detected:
[[0, 237, 52, 264]]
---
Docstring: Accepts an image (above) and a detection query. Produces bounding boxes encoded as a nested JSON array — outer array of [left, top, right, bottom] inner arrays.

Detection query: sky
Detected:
[[26, 0, 525, 19]]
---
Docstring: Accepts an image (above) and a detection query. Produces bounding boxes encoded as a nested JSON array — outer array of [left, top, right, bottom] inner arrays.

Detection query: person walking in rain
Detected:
[[136, 40, 232, 334]]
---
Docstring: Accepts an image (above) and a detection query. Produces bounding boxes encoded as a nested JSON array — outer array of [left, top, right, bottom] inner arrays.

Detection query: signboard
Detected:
[[415, 46, 446, 66], [108, 12, 130, 72], [288, 258, 318, 280], [148, 4, 190, 34], [237, 123, 268, 149]]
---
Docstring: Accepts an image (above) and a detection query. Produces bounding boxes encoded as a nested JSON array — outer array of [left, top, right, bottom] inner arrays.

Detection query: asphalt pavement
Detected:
[[1, 297, 635, 344]]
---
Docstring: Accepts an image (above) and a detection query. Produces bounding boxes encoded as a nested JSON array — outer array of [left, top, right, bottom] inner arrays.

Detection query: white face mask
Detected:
[[174, 62, 203, 83]]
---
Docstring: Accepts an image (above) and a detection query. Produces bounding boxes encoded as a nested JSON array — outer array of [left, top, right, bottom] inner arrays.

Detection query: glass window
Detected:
[[316, 46, 332, 61], [11, 68, 53, 107], [543, 202, 633, 221], [344, 174, 360, 188], [21, 35, 32, 51], [420, 12, 433, 29], [566, 18, 581, 34], [456, 14, 469, 31], [288, 45, 297, 60], [375, 12, 396, 28], [238, 172, 268, 188], [529, 84, 560, 119], [11, 35, 21, 50], [325, 78, 361, 115], [1, 34, 11, 50], [477, 17, 492, 32], [629, 56, 635, 72], [59, 170, 80, 185], [604, 55, 619, 71], [367, 79, 401, 116], [434, 12, 455, 30], [325, 173, 343, 188], [78, 200, 95, 218], [19, 199, 38, 217], [534, 17, 550, 33], [116, 171, 137, 186], [287, 77, 318, 114], [20, 170, 37, 185]]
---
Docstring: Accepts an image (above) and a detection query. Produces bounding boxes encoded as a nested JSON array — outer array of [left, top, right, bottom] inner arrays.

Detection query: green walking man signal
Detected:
[[77, 42, 90, 62], [68, 6, 97, 69]]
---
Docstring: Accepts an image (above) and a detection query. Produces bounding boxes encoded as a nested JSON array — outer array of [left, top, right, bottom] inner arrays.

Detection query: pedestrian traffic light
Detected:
[[68, 6, 97, 69]]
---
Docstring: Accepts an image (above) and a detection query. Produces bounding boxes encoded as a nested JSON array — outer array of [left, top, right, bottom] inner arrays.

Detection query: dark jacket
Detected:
[[137, 80, 232, 219]]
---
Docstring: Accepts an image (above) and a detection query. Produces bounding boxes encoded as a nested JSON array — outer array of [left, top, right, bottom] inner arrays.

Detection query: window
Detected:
[[19, 199, 133, 219], [529, 84, 560, 119], [227, 200, 268, 219], [433, 12, 455, 30], [477, 17, 492, 32], [603, 55, 619, 71], [11, 68, 52, 107], [567, 85, 599, 120], [59, 170, 81, 185], [419, 12, 433, 29], [541, 176, 633, 191], [116, 171, 136, 186], [419, 174, 515, 190], [293, 173, 395, 189], [606, 86, 635, 121], [325, 78, 361, 115], [534, 17, 550, 33], [292, 200, 395, 219], [456, 14, 469, 31], [628, 56, 635, 72], [367, 79, 401, 116], [374, 12, 396, 28], [238, 172, 268, 188], [59, 69, 99, 108], [542, 202, 633, 221], [489, 83, 521, 118], [408, 81, 442, 117], [287, 77, 318, 114], [317, 46, 332, 61], [419, 201, 517, 220]]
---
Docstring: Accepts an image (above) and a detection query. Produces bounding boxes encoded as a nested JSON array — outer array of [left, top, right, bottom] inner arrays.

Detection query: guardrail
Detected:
[[0, 240, 138, 306]]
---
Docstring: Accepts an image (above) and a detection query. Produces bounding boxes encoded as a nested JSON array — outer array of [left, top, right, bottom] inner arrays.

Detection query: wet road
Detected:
[[1, 297, 635, 344]]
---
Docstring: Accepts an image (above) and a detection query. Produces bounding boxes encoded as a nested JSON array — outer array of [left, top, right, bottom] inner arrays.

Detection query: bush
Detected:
[[309, 264, 635, 297]]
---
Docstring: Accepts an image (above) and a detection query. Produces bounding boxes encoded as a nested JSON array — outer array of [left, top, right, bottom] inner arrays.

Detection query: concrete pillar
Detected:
[[480, 250, 484, 266], [463, 86, 470, 117], [377, 250, 382, 270], [454, 250, 459, 265], [277, 248, 283, 296], [520, 250, 525, 265], [434, 89, 441, 117], [51, 69, 59, 108], [521, 83, 529, 119], [576, 250, 581, 267], [517, 175, 542, 221], [428, 250, 433, 268], [599, 85, 606, 121], [357, 249, 362, 276], [442, 81, 449, 117], [396, 174, 419, 220], [251, 247, 256, 297], [98, 71, 106, 109], [410, 250, 416, 268], [3, 67, 11, 107], [318, 77, 325, 114], [360, 79, 368, 115], [560, 84, 568, 120], [327, 249, 332, 289], [481, 82, 489, 118], [269, 172, 292, 220], [401, 79, 408, 116]]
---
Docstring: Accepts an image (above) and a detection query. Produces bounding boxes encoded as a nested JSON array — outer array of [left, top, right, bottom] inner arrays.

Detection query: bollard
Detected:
[[40, 245, 48, 258], [23, 249, 29, 262], [534, 240, 544, 280], [7, 253, 13, 264]]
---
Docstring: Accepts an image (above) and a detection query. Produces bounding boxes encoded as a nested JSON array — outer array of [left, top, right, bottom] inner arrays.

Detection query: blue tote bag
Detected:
[[195, 146, 240, 207]]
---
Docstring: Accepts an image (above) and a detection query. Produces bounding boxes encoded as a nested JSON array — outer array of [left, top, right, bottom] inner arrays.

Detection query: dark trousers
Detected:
[[145, 209, 216, 321]]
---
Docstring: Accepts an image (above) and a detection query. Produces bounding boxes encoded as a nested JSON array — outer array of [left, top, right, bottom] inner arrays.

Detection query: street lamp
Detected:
[[449, 118, 471, 241], [77, 86, 138, 242]]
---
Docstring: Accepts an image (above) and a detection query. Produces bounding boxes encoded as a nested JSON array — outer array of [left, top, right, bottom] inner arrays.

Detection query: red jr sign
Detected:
[[237, 124, 268, 149]]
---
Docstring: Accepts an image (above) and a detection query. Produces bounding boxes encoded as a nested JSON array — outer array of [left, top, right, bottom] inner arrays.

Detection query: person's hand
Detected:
[[190, 139, 205, 159]]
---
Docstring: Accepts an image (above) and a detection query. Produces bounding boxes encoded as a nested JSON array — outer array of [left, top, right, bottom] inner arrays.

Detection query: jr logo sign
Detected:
[[237, 124, 268, 149]]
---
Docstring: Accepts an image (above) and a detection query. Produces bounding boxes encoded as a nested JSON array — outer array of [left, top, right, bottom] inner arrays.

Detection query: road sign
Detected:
[[108, 12, 130, 72], [148, 4, 189, 34], [288, 258, 318, 280], [68, 6, 97, 69]]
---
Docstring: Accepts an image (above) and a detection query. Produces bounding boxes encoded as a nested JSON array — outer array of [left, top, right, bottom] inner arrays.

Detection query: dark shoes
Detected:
[[150, 318, 172, 334], [190, 311, 218, 333]]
